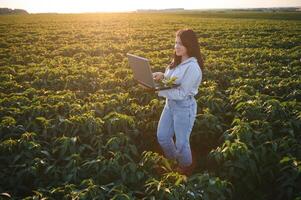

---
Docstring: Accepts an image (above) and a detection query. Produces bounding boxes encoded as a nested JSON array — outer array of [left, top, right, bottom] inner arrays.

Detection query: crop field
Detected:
[[0, 12, 300, 199]]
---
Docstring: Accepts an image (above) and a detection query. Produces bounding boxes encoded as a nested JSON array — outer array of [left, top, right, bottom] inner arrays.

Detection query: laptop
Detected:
[[126, 53, 180, 91]]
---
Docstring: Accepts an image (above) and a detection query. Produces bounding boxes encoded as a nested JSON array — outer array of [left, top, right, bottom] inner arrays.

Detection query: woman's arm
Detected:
[[157, 64, 201, 100]]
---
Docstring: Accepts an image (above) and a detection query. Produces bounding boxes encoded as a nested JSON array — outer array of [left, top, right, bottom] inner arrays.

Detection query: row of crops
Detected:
[[0, 12, 300, 199]]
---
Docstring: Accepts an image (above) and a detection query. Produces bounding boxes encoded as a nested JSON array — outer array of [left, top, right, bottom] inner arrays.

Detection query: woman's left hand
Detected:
[[153, 72, 164, 81]]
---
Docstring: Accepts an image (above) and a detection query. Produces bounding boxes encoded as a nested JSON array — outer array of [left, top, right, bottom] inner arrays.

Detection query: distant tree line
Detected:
[[136, 7, 301, 13], [0, 8, 28, 15]]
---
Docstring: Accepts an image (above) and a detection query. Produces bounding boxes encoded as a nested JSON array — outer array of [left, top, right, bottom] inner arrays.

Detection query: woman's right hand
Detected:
[[152, 72, 164, 81]]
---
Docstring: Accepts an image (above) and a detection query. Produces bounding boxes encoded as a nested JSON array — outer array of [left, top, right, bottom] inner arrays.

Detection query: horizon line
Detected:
[[2, 5, 301, 14]]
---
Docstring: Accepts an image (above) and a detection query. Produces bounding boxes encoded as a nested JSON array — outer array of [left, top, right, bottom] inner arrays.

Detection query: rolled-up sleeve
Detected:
[[158, 64, 201, 100]]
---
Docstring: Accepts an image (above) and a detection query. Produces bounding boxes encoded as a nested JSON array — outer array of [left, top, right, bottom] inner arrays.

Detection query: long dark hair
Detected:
[[169, 29, 204, 71]]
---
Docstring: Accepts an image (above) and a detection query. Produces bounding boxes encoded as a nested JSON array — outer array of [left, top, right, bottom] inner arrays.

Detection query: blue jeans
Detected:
[[157, 96, 197, 167]]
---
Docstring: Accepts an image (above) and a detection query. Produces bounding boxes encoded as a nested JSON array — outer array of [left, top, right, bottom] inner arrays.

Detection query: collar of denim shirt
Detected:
[[179, 56, 197, 66]]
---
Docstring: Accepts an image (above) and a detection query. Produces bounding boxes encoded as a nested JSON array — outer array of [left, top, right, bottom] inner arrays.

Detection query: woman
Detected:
[[153, 29, 204, 176]]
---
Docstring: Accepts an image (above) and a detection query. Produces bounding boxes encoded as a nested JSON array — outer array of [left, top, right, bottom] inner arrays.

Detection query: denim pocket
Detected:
[[174, 99, 193, 110], [173, 103, 195, 138]]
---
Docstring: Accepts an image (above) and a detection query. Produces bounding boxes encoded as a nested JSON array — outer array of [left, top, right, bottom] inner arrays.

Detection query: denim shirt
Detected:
[[158, 57, 202, 100]]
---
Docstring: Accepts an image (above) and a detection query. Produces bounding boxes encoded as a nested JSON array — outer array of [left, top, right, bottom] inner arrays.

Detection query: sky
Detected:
[[1, 0, 301, 13]]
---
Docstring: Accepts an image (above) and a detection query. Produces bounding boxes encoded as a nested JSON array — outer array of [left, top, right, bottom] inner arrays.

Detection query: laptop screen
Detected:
[[127, 53, 155, 88]]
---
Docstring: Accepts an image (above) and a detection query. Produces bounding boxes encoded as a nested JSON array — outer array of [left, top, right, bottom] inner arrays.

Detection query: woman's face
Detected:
[[174, 36, 188, 57]]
